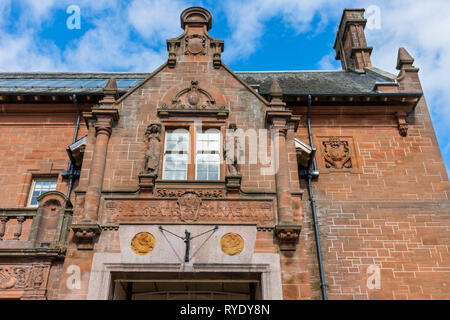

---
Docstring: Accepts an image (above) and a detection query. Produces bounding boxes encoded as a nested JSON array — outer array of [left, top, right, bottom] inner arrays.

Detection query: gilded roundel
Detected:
[[131, 232, 155, 255], [220, 233, 244, 256]]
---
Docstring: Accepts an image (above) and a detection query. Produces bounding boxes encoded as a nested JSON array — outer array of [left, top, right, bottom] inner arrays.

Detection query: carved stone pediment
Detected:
[[158, 80, 228, 119], [171, 80, 216, 109]]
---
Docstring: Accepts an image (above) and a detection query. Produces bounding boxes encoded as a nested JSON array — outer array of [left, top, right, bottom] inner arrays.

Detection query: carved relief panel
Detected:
[[316, 136, 360, 173], [0, 263, 50, 298], [101, 192, 274, 227]]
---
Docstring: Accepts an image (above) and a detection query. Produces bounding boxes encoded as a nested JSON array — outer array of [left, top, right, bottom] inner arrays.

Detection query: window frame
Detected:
[[161, 127, 190, 181], [161, 123, 224, 181], [27, 177, 58, 207], [195, 128, 221, 181]]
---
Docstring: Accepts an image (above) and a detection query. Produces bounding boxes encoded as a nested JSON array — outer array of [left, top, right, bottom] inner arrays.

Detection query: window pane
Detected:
[[197, 171, 207, 180], [165, 130, 189, 152]]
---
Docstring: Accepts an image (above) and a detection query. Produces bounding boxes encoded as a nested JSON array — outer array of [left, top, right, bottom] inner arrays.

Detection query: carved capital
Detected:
[[71, 223, 101, 250], [274, 223, 302, 251]]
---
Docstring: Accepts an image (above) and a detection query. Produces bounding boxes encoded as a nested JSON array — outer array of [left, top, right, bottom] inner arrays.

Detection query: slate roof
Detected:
[[0, 68, 397, 95], [237, 69, 397, 95]]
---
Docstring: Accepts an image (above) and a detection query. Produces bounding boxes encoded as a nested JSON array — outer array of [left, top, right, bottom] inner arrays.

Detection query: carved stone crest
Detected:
[[185, 34, 206, 55], [322, 138, 352, 169], [177, 192, 202, 222]]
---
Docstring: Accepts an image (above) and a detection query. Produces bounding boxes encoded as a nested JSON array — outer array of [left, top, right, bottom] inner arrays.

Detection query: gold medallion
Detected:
[[220, 233, 244, 256], [131, 232, 155, 255]]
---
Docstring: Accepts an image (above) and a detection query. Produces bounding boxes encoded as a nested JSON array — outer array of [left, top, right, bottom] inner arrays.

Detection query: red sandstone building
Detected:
[[0, 7, 448, 300]]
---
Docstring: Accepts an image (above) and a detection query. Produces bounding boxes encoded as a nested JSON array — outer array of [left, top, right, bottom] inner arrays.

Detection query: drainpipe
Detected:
[[63, 94, 81, 198], [305, 94, 327, 300]]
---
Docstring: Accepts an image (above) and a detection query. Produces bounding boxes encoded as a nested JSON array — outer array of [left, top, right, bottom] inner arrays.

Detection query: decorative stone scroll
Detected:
[[102, 197, 274, 226], [0, 264, 49, 291]]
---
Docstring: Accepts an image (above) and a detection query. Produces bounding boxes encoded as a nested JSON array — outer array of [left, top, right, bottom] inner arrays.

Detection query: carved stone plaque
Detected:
[[102, 198, 274, 227], [221, 233, 244, 256], [316, 136, 360, 173], [131, 232, 155, 255]]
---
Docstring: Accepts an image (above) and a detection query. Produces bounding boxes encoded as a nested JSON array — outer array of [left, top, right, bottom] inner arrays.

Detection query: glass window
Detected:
[[196, 129, 221, 180], [163, 129, 189, 180], [28, 178, 57, 206]]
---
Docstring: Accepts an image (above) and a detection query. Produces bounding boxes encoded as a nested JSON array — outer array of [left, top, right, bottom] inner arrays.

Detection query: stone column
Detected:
[[71, 77, 119, 250], [82, 117, 113, 221], [273, 125, 293, 222], [266, 79, 301, 251]]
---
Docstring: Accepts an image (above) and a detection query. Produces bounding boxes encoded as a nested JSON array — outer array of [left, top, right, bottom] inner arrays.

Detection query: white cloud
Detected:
[[127, 0, 191, 42]]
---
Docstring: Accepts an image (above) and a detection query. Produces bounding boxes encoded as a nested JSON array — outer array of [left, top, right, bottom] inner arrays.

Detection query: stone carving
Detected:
[[396, 112, 408, 137], [322, 138, 352, 169], [0, 265, 48, 290], [131, 232, 155, 255], [276, 229, 300, 251], [225, 125, 243, 176], [220, 233, 244, 256], [185, 34, 206, 55], [171, 80, 217, 109], [103, 199, 274, 226], [143, 124, 162, 175], [178, 193, 202, 222], [156, 188, 225, 198]]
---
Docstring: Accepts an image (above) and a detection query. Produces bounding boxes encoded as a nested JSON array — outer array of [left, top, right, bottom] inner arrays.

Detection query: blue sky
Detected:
[[0, 0, 449, 178]]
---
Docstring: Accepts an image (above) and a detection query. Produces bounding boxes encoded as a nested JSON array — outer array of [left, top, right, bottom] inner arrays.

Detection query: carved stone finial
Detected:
[[100, 77, 118, 105], [180, 7, 212, 31], [269, 79, 285, 107], [269, 79, 282, 97], [396, 47, 415, 70]]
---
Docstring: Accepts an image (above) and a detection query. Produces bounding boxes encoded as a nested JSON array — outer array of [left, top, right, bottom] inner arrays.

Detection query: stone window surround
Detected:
[[87, 252, 282, 300], [160, 121, 226, 181]]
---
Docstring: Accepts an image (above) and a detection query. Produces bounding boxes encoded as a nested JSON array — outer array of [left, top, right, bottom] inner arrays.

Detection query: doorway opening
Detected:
[[111, 272, 261, 300]]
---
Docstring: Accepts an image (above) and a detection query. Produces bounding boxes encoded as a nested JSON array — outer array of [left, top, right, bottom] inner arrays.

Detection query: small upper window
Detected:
[[28, 178, 57, 206]]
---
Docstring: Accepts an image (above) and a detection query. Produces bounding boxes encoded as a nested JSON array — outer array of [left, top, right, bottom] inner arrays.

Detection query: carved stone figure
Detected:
[[143, 124, 162, 175], [224, 127, 242, 175]]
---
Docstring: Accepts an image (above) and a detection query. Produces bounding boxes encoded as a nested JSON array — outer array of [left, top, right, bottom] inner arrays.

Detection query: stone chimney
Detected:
[[333, 9, 373, 73]]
